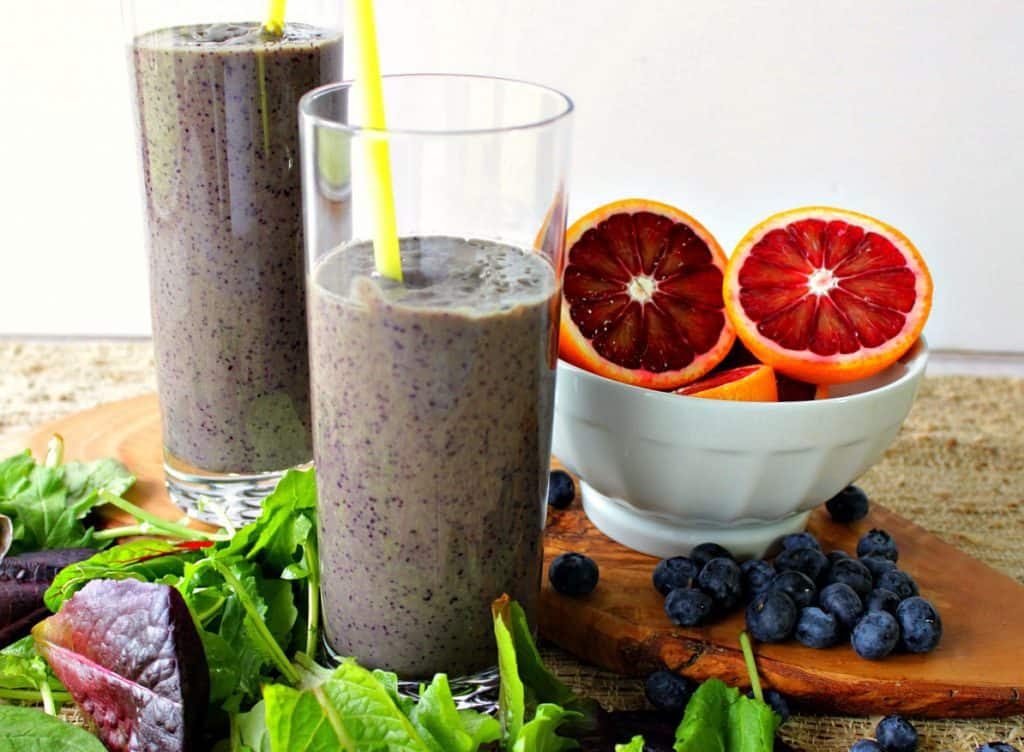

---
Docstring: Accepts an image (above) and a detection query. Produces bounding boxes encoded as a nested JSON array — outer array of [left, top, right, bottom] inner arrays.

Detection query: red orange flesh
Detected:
[[560, 199, 735, 389]]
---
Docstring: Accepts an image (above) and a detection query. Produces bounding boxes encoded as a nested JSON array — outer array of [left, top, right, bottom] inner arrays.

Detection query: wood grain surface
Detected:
[[24, 395, 1024, 718]]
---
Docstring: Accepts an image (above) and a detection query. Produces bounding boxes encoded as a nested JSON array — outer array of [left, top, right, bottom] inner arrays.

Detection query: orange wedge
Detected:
[[675, 364, 778, 401]]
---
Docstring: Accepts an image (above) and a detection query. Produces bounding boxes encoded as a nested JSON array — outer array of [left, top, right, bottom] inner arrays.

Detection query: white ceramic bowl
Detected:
[[551, 339, 928, 558]]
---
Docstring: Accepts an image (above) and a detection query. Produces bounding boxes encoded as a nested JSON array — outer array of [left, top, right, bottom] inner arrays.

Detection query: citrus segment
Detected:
[[724, 207, 932, 384], [560, 199, 735, 389], [675, 364, 778, 402]]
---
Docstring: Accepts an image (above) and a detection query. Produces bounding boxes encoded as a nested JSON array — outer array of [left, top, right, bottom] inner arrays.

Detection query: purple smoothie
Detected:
[[310, 236, 558, 677], [131, 23, 342, 474]]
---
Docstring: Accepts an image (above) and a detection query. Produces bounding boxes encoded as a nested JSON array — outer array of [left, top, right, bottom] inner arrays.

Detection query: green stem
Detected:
[[45, 435, 64, 469], [209, 559, 300, 685], [99, 491, 228, 542], [0, 688, 73, 704], [91, 524, 153, 541], [39, 681, 55, 715], [304, 539, 320, 657], [739, 632, 763, 703]]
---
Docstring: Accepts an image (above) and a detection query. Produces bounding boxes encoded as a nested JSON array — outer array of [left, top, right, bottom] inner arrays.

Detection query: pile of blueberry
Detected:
[[655, 485, 943, 661]]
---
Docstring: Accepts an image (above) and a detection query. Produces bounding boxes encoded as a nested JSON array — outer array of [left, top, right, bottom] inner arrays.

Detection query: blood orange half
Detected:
[[560, 199, 735, 389], [675, 364, 778, 402], [723, 207, 932, 385]]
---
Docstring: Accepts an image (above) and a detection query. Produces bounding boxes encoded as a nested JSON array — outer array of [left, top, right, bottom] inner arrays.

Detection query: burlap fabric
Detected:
[[1, 340, 1022, 751]]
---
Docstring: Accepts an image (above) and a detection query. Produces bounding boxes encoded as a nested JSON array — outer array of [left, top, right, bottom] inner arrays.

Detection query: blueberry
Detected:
[[740, 559, 776, 596], [691, 542, 734, 569], [653, 556, 700, 596], [547, 470, 575, 509], [746, 590, 797, 643], [827, 558, 874, 599], [860, 554, 898, 581], [851, 611, 900, 660], [745, 688, 790, 722], [826, 484, 870, 523], [548, 552, 599, 596], [876, 570, 919, 601], [976, 743, 1020, 752], [767, 570, 817, 609], [819, 582, 864, 629], [775, 546, 830, 585], [896, 597, 943, 654], [665, 587, 714, 627], [644, 670, 697, 712], [795, 606, 841, 648], [857, 529, 898, 562], [866, 588, 901, 616], [827, 550, 852, 566], [697, 557, 743, 611], [850, 740, 884, 752], [876, 714, 918, 752], [780, 531, 821, 551]]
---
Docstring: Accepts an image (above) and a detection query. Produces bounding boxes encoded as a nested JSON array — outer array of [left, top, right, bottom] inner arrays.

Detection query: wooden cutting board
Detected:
[[23, 395, 1024, 718]]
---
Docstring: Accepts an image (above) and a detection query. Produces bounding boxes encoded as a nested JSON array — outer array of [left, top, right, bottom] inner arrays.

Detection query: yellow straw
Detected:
[[350, 0, 403, 282], [263, 0, 287, 35]]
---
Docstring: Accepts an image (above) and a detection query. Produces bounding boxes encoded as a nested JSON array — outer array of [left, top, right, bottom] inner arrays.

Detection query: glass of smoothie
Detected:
[[299, 75, 573, 680], [123, 0, 342, 523]]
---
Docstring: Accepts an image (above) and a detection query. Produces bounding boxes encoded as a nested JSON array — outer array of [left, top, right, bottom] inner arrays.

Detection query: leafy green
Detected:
[[0, 451, 34, 499], [0, 464, 96, 555], [0, 704, 107, 751], [234, 700, 271, 752], [61, 458, 135, 506], [671, 678, 779, 752], [0, 440, 221, 558], [512, 703, 581, 752], [264, 658, 432, 751], [493, 595, 527, 741], [492, 594, 581, 750], [616, 736, 646, 751], [44, 538, 201, 611], [409, 674, 501, 752], [726, 694, 779, 752], [673, 678, 734, 752]]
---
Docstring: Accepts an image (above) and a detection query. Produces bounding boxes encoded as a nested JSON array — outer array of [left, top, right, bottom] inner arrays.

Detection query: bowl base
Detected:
[[580, 481, 810, 559]]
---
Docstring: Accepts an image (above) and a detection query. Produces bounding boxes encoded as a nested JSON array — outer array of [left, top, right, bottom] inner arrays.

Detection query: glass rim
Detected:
[[299, 73, 574, 137]]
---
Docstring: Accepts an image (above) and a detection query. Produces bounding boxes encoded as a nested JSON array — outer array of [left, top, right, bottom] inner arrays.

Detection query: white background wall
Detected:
[[1, 0, 1021, 351]]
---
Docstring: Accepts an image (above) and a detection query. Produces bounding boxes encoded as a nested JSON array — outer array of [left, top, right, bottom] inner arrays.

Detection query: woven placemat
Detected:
[[1, 341, 1022, 751]]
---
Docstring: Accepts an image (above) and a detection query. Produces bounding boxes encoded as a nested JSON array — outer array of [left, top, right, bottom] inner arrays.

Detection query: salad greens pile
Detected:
[[0, 436, 226, 556], [0, 443, 785, 751]]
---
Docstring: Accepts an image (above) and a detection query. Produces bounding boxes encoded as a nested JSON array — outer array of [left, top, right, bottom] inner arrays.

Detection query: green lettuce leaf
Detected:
[[493, 595, 527, 741], [61, 458, 135, 507], [263, 658, 432, 751], [0, 705, 106, 751], [511, 703, 581, 752], [44, 538, 199, 611], [409, 673, 501, 752], [0, 465, 95, 555], [0, 451, 34, 500], [725, 693, 779, 752], [673, 678, 736, 752]]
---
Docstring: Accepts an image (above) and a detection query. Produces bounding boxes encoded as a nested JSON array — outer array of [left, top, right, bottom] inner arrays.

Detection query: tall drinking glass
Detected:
[[300, 75, 573, 679], [123, 0, 342, 522]]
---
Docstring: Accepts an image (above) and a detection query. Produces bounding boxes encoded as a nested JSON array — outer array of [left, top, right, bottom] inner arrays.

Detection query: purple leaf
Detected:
[[33, 579, 209, 752]]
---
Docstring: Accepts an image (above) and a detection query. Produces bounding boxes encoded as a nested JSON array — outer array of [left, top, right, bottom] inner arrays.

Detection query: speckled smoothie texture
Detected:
[[310, 237, 558, 677], [132, 23, 342, 473]]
